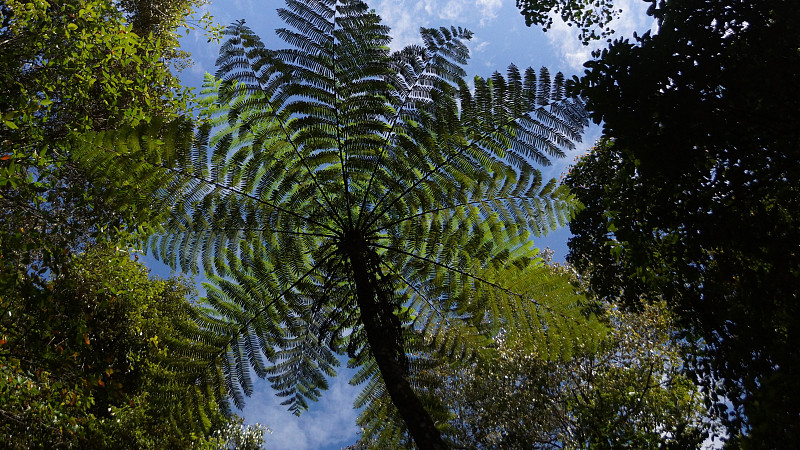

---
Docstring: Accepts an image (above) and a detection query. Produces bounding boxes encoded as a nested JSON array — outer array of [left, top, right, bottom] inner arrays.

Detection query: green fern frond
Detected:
[[76, 1, 590, 446]]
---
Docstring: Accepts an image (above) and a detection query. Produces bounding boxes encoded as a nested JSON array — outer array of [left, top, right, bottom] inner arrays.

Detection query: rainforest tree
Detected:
[[77, 0, 591, 447], [0, 2, 250, 446], [0, 0, 214, 271], [0, 246, 236, 448], [355, 263, 707, 448], [568, 0, 800, 444]]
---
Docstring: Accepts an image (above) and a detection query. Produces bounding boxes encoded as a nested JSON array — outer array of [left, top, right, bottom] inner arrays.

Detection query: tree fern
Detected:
[[76, 0, 590, 447], [354, 250, 606, 447]]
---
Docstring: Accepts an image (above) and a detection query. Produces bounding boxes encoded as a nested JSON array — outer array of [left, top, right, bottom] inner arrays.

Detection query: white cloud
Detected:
[[418, 0, 436, 16], [545, 0, 655, 71], [475, 0, 502, 25], [439, 0, 464, 21], [470, 38, 490, 53], [242, 373, 362, 449], [375, 0, 430, 49], [375, 0, 504, 50]]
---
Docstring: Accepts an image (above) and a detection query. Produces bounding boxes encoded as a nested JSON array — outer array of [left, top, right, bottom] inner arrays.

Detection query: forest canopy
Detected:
[[3, 0, 798, 448], [568, 0, 800, 445]]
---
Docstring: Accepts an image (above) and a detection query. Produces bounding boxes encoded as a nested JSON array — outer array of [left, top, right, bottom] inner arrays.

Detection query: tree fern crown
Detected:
[[78, 0, 588, 420]]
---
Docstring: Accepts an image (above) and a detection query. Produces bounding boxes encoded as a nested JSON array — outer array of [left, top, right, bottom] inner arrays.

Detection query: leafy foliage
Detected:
[[356, 265, 706, 449], [0, 2, 262, 448], [0, 246, 233, 448], [211, 417, 271, 450], [568, 0, 800, 444], [76, 0, 589, 447], [0, 0, 213, 272], [354, 259, 606, 447], [515, 0, 619, 44]]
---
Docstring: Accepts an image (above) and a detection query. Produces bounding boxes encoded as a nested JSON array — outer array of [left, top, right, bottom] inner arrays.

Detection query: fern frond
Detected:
[[77, 1, 590, 444]]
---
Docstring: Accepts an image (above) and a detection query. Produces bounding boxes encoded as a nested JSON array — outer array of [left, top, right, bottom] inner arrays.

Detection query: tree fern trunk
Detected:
[[345, 235, 448, 450]]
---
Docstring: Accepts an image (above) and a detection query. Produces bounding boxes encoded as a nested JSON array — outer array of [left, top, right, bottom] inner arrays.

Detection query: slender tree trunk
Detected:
[[345, 235, 448, 450]]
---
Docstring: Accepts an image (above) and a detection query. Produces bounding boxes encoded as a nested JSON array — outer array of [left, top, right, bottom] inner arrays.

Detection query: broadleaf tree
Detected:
[[0, 2, 260, 446], [0, 0, 215, 274], [568, 0, 800, 444], [0, 246, 249, 448], [76, 0, 590, 447], [357, 290, 708, 449], [515, 0, 620, 45]]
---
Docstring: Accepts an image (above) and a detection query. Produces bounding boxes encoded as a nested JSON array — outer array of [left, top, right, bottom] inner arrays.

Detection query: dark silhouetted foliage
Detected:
[[568, 0, 800, 444]]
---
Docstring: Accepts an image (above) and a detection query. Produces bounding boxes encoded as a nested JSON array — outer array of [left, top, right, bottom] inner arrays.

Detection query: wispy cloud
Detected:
[[470, 37, 490, 53], [375, 0, 429, 49], [475, 0, 503, 25], [545, 0, 655, 71], [375, 0, 502, 50], [439, 0, 464, 21], [242, 372, 362, 449]]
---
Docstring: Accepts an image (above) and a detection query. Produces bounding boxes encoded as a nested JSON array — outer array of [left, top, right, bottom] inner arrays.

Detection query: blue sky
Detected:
[[147, 1, 654, 448]]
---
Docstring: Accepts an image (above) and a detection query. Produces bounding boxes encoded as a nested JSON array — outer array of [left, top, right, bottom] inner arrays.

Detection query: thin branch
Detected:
[[329, 6, 355, 230], [376, 259, 454, 331], [371, 242, 528, 304], [185, 225, 337, 240], [372, 242, 599, 332]]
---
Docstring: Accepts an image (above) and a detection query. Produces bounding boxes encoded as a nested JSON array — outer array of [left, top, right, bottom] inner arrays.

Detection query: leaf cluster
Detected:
[[0, 0, 212, 274], [0, 246, 232, 448], [515, 0, 620, 45], [0, 1, 258, 447], [358, 295, 708, 449], [569, 0, 800, 444]]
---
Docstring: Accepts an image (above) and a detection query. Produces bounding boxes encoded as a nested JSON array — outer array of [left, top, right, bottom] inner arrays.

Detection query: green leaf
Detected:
[[75, 2, 589, 447]]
